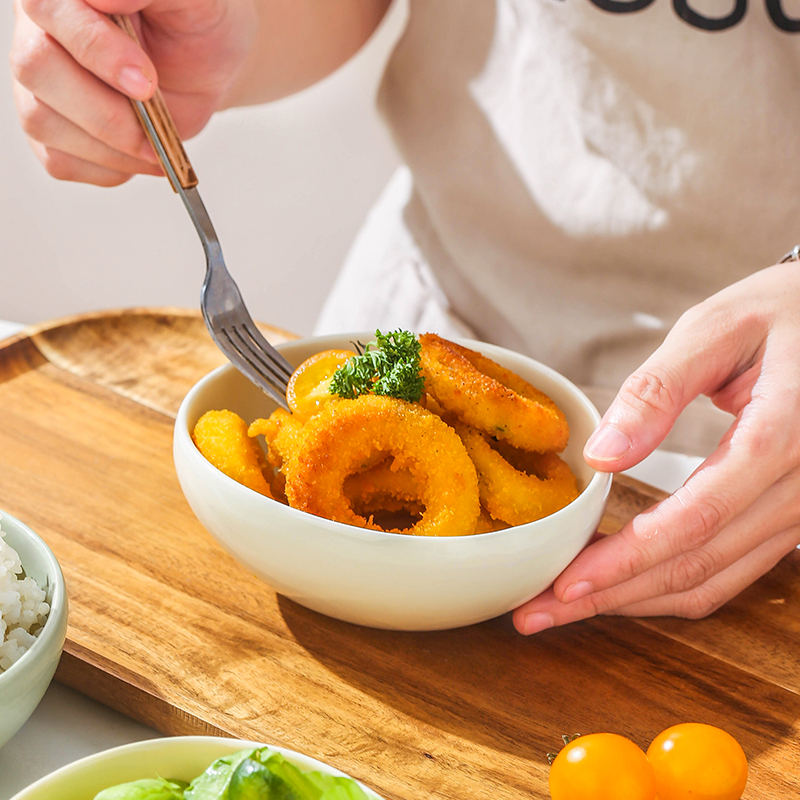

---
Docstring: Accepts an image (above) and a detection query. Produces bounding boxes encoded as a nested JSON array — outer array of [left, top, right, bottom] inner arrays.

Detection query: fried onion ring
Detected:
[[192, 409, 273, 498], [343, 457, 422, 515], [419, 333, 569, 453], [248, 409, 307, 503], [282, 395, 480, 536], [345, 458, 425, 531], [475, 506, 510, 534], [455, 423, 579, 526]]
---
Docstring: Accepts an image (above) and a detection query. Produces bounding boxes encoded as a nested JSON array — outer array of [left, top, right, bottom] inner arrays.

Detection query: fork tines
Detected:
[[204, 311, 293, 410]]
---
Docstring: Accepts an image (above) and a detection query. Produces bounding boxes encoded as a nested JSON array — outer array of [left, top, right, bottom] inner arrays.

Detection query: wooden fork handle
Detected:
[[111, 14, 198, 190]]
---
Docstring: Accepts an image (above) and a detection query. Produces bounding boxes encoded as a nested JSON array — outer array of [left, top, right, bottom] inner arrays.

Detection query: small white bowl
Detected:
[[9, 735, 384, 800], [174, 333, 612, 631], [0, 511, 68, 749]]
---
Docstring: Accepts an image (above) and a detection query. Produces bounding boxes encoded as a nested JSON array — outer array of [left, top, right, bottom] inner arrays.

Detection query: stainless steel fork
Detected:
[[113, 15, 293, 410]]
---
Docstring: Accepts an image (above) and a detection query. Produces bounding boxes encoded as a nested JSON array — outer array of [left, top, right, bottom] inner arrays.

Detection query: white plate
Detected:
[[10, 735, 384, 800]]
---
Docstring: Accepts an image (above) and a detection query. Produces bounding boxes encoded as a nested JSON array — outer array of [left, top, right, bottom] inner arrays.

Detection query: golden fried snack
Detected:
[[248, 409, 307, 503], [343, 457, 422, 513], [419, 333, 569, 453], [192, 409, 273, 498], [475, 506, 510, 534], [282, 395, 481, 536], [455, 423, 579, 526], [344, 460, 425, 531], [337, 453, 505, 534]]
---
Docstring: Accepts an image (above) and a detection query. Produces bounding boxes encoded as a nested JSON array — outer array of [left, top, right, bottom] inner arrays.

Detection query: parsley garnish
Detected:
[[329, 329, 425, 402]]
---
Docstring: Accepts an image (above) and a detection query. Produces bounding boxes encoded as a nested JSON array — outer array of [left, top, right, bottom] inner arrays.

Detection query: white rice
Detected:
[[0, 518, 50, 672]]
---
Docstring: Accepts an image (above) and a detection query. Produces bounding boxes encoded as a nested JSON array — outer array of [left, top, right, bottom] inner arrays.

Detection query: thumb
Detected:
[[584, 369, 685, 472], [582, 299, 752, 471]]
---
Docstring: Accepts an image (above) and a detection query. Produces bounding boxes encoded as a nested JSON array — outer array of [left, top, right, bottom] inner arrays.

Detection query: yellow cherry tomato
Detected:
[[647, 723, 748, 800], [549, 733, 656, 800], [286, 349, 356, 420]]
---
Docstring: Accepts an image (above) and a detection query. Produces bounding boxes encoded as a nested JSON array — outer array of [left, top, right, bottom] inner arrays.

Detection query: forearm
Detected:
[[223, 0, 393, 107]]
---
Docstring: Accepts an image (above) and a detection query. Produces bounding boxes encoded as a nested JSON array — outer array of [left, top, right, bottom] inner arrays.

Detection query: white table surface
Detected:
[[0, 319, 703, 799]]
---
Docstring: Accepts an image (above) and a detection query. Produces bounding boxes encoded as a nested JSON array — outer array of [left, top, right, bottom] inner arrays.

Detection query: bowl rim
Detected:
[[0, 509, 67, 681], [174, 333, 613, 542], [9, 735, 384, 800]]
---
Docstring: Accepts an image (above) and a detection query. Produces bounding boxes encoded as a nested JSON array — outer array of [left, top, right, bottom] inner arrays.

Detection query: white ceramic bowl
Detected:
[[9, 735, 384, 800], [174, 333, 612, 631], [0, 511, 68, 749]]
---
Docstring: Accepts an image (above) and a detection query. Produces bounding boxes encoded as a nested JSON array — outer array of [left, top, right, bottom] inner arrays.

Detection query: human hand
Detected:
[[10, 0, 257, 186], [513, 261, 800, 634]]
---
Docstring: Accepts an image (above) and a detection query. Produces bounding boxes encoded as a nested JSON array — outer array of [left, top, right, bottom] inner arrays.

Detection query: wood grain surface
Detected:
[[0, 309, 797, 799]]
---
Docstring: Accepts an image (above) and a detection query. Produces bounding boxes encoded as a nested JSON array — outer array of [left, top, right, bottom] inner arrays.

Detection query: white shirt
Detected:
[[317, 0, 800, 454]]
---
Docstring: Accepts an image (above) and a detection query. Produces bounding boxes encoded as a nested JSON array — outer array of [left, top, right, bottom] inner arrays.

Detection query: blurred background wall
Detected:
[[0, 1, 405, 335]]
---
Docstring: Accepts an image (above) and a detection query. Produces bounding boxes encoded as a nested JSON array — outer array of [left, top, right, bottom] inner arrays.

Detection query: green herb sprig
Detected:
[[329, 329, 425, 403]]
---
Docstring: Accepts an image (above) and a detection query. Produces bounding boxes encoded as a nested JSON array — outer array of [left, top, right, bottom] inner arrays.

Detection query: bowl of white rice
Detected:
[[0, 510, 68, 749]]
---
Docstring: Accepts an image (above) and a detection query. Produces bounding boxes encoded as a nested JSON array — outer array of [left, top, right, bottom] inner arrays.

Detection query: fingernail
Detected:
[[118, 66, 152, 100], [522, 612, 554, 635], [561, 580, 593, 604], [585, 425, 631, 462]]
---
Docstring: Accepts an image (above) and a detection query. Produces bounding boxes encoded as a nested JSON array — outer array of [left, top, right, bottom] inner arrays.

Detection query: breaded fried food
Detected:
[[343, 457, 423, 516], [474, 505, 510, 534], [282, 394, 481, 536], [192, 409, 273, 498], [344, 457, 425, 531], [248, 408, 307, 503], [419, 333, 569, 453], [194, 331, 582, 534], [455, 422, 579, 526]]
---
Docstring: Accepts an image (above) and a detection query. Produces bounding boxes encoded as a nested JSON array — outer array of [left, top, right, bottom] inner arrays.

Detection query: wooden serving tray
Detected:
[[1, 309, 797, 799]]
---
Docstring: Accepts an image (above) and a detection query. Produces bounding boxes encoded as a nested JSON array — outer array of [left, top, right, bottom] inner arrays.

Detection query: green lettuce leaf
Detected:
[[94, 747, 374, 800], [184, 749, 256, 800], [256, 754, 322, 799], [228, 757, 300, 800], [305, 772, 372, 800], [93, 777, 188, 800]]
